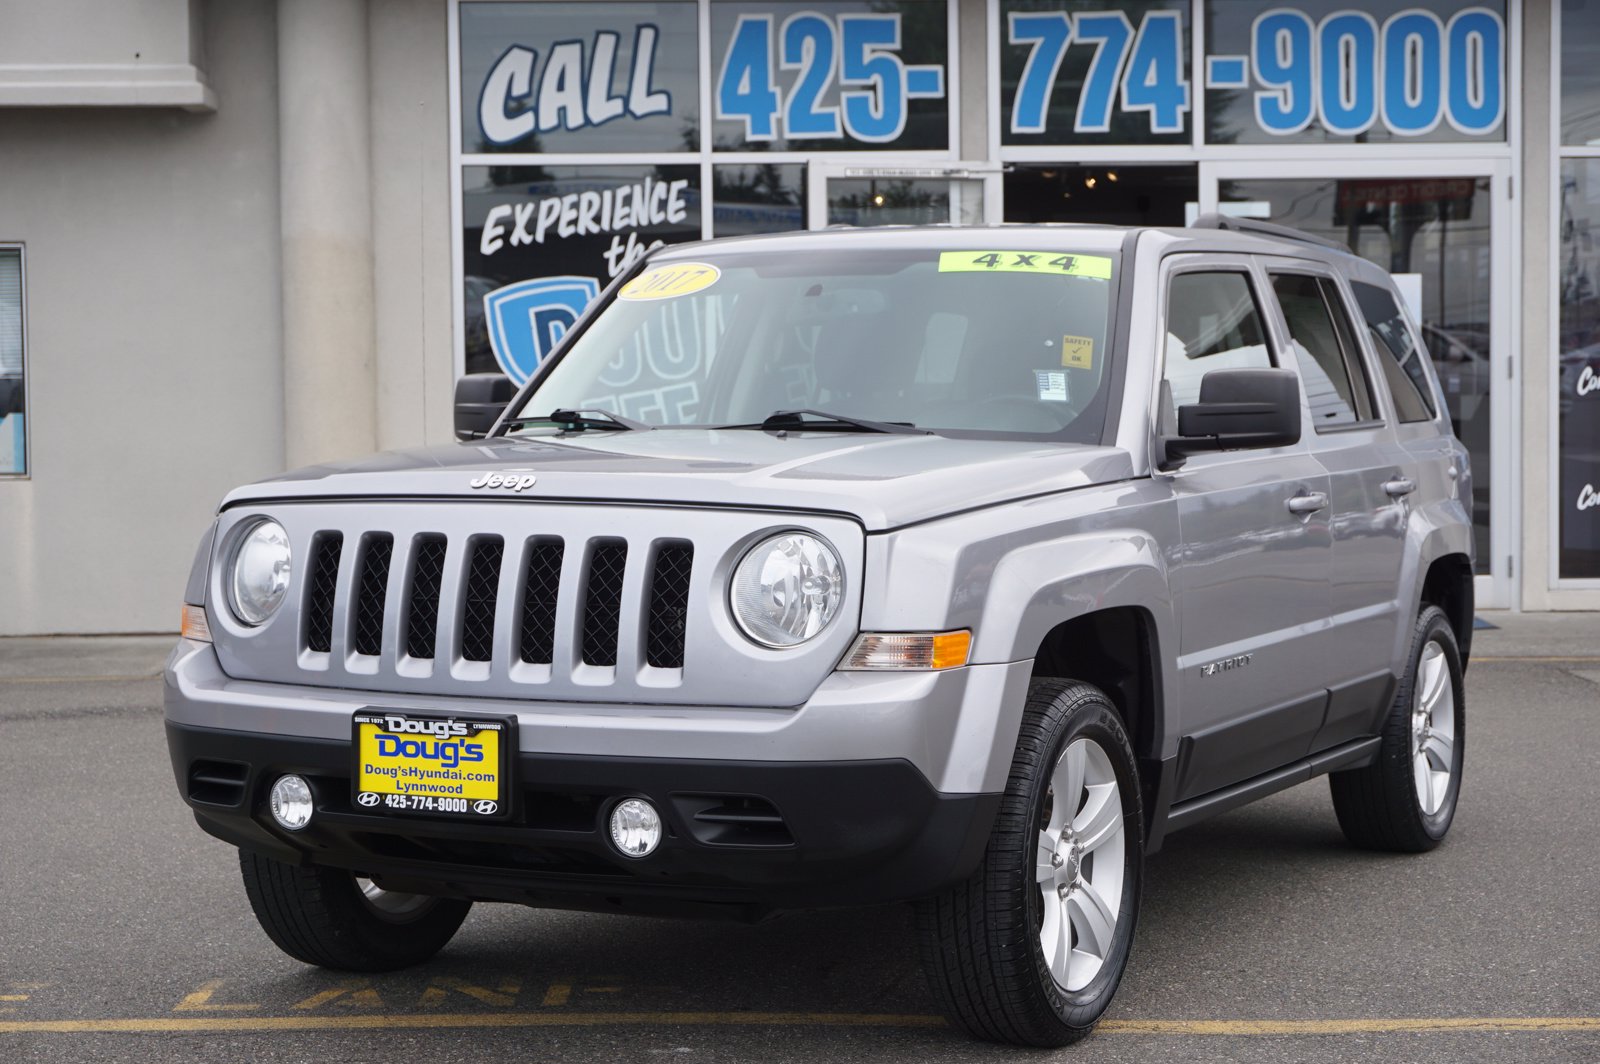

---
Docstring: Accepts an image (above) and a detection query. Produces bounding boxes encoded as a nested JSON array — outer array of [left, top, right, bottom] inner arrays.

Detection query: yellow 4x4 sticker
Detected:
[[619, 262, 721, 301], [937, 251, 1113, 280]]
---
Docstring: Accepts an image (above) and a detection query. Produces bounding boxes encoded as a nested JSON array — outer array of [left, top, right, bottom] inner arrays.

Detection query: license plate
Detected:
[[352, 712, 513, 820]]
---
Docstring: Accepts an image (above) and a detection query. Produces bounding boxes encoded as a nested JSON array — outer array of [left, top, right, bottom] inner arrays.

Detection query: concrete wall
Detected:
[[0, 0, 283, 634], [370, 0, 455, 453]]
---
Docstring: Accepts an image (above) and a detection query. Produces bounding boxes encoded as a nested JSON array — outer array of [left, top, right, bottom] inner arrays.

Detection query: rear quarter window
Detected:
[[1352, 281, 1438, 423]]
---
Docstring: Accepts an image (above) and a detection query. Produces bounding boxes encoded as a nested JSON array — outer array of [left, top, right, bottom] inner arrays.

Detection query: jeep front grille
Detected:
[[284, 523, 692, 683], [208, 502, 862, 706]]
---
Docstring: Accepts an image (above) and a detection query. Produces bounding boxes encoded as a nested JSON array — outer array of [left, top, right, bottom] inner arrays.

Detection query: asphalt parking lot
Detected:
[[2, 616, 1598, 1064]]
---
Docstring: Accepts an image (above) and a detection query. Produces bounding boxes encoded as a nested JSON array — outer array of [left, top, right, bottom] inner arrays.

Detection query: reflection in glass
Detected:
[[1562, 0, 1600, 146], [826, 178, 981, 226], [1003, 165, 1197, 225], [0, 248, 23, 476], [713, 163, 806, 236], [1558, 161, 1600, 578], [1221, 176, 1493, 572]]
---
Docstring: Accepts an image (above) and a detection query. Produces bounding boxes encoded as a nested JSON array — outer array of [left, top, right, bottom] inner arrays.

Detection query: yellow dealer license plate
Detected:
[[352, 712, 513, 820]]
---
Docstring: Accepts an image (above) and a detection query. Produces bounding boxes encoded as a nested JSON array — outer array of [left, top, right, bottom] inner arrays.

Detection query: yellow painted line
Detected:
[[0, 1011, 946, 1034], [1, 1013, 1598, 1036], [1100, 1017, 1600, 1035], [1473, 656, 1600, 663], [0, 996, 28, 1002], [0, 674, 158, 684]]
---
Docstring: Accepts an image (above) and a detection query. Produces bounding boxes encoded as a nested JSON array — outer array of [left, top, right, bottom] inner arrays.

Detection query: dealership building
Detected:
[[0, 0, 1597, 633]]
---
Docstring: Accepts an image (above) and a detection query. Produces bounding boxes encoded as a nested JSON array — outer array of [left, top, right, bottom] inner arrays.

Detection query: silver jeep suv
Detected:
[[165, 217, 1473, 1047]]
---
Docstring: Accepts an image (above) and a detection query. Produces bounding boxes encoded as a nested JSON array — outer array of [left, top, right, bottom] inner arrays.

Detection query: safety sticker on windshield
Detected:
[[1061, 335, 1094, 370], [938, 251, 1113, 280], [619, 262, 721, 301]]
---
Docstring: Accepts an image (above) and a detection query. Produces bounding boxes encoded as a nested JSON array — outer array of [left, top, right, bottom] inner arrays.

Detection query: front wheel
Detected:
[[1329, 605, 1465, 852], [239, 850, 471, 971], [915, 679, 1144, 1047]]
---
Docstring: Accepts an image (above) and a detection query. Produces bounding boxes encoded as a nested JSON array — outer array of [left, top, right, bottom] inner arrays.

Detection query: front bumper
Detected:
[[164, 642, 1024, 917]]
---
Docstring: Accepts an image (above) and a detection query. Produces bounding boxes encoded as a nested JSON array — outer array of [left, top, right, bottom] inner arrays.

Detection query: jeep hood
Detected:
[[224, 431, 1136, 530]]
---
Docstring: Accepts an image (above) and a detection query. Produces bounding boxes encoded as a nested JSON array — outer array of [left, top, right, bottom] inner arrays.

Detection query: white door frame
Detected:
[[806, 160, 1004, 230], [1198, 157, 1518, 609]]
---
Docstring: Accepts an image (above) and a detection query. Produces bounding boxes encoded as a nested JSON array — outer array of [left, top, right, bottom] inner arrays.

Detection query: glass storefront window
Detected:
[[708, 0, 951, 152], [1221, 176, 1493, 571], [1561, 0, 1600, 146], [712, 163, 807, 236], [1003, 164, 1197, 225], [1558, 160, 1600, 579], [0, 247, 24, 477], [462, 165, 702, 381], [460, 2, 700, 155], [1205, 0, 1507, 145], [999, 0, 1190, 147], [825, 177, 982, 225]]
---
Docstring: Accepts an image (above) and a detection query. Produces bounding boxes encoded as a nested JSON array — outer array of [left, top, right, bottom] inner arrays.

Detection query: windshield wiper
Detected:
[[498, 408, 652, 434], [739, 409, 929, 435]]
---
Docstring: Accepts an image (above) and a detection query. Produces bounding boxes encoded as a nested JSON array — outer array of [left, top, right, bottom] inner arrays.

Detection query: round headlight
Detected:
[[730, 532, 844, 648], [229, 518, 292, 626]]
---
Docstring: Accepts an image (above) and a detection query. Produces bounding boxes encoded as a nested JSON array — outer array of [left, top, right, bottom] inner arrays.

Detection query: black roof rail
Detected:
[[1189, 212, 1350, 253]]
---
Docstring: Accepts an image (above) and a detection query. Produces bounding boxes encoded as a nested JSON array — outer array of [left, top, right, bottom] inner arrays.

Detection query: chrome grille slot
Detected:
[[518, 537, 564, 665], [460, 537, 503, 663], [351, 534, 392, 657], [646, 543, 694, 670], [581, 539, 628, 667], [404, 534, 447, 660], [303, 533, 343, 654]]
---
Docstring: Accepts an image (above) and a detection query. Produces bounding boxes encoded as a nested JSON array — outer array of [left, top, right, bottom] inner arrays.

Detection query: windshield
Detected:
[[507, 245, 1121, 441]]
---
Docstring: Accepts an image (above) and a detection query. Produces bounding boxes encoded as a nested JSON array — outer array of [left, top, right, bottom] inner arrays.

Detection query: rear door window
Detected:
[[1270, 273, 1378, 429]]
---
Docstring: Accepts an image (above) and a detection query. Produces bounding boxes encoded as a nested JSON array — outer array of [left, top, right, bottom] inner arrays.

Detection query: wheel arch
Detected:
[[1419, 551, 1475, 667]]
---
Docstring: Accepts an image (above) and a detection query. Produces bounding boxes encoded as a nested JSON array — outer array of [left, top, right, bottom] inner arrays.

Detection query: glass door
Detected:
[[807, 162, 1001, 229], [1198, 159, 1514, 607]]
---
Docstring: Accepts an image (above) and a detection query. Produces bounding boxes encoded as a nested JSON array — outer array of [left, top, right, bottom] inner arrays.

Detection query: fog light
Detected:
[[269, 774, 314, 831], [608, 798, 661, 858]]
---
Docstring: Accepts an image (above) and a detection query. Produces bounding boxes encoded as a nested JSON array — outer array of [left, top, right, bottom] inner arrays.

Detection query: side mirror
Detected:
[[1160, 368, 1301, 469], [454, 373, 516, 440]]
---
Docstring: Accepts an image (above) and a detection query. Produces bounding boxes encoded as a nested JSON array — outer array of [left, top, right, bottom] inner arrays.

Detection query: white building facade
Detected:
[[0, 0, 1596, 633]]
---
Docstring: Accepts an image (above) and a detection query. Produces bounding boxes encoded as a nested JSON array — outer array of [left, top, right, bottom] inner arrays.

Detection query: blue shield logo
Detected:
[[483, 276, 602, 383]]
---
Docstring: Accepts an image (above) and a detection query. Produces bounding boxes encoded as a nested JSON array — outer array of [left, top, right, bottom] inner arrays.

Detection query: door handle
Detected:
[[1383, 477, 1417, 498], [1287, 491, 1329, 515]]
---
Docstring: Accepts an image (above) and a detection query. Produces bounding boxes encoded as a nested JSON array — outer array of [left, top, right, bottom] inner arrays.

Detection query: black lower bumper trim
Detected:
[[166, 721, 1000, 919]]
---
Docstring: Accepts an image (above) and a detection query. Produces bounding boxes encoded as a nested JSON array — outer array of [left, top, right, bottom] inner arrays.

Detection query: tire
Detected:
[[1329, 605, 1465, 852], [915, 679, 1144, 1047], [239, 849, 471, 971]]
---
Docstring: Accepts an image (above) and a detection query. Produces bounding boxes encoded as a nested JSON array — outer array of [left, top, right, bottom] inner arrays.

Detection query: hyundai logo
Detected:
[[474, 800, 498, 815], [357, 792, 380, 807]]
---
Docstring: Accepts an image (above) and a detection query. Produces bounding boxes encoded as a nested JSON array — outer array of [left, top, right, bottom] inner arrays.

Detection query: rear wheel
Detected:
[[1329, 605, 1465, 852], [239, 849, 471, 971], [915, 679, 1144, 1047]]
